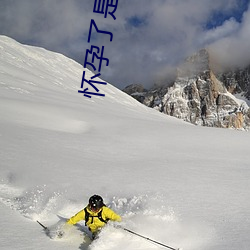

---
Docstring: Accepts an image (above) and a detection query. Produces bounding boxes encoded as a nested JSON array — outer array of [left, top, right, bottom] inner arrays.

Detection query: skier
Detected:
[[66, 194, 122, 239]]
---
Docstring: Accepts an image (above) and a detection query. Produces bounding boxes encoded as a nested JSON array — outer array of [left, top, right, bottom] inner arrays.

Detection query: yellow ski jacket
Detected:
[[67, 206, 121, 233]]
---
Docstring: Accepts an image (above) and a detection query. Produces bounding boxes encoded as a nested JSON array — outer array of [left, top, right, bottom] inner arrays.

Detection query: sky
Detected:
[[0, 0, 249, 89]]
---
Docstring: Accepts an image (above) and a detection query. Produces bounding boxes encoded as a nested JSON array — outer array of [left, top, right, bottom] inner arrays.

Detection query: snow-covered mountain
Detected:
[[1, 36, 250, 250], [124, 49, 250, 130]]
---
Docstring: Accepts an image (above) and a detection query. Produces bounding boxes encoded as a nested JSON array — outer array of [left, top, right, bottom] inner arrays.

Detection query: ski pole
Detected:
[[122, 227, 180, 250], [37, 220, 48, 231]]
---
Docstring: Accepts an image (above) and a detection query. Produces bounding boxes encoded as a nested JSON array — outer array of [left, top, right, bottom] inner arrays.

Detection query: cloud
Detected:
[[209, 3, 250, 69], [0, 0, 249, 89], [200, 18, 240, 45], [0, 1, 93, 54]]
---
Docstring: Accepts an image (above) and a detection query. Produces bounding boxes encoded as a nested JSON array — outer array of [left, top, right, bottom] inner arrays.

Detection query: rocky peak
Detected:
[[177, 48, 210, 78], [123, 49, 250, 130]]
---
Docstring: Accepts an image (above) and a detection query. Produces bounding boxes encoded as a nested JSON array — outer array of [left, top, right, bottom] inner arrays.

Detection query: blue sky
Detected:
[[0, 0, 249, 89], [206, 0, 249, 28]]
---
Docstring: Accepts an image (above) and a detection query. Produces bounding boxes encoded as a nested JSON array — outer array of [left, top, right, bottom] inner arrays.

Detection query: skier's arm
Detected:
[[104, 207, 122, 222], [67, 209, 85, 225]]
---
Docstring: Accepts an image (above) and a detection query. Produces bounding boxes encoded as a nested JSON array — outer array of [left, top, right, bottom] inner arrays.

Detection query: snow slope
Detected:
[[0, 35, 250, 250]]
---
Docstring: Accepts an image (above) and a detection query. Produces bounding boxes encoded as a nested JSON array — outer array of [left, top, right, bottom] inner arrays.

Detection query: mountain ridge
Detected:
[[123, 49, 250, 130]]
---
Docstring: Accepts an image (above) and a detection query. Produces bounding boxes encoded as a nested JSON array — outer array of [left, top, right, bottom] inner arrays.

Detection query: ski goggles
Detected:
[[89, 204, 101, 212]]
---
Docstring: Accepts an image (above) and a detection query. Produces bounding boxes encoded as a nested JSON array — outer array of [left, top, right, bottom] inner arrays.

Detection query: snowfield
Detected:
[[0, 35, 250, 250]]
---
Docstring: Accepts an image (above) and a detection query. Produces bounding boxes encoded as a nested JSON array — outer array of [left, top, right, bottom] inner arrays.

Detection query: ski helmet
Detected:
[[89, 195, 104, 210]]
